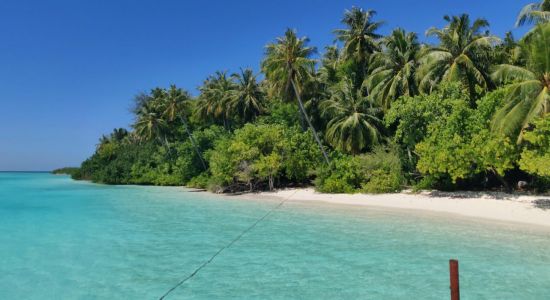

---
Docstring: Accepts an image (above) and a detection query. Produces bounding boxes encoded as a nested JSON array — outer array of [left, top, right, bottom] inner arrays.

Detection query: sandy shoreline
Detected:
[[234, 188, 550, 228]]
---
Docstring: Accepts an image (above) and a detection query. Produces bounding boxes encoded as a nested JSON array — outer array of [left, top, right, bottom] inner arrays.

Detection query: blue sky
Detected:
[[0, 0, 531, 171]]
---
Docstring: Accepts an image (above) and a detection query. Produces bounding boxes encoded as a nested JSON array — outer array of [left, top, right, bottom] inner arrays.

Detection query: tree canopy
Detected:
[[73, 4, 550, 194]]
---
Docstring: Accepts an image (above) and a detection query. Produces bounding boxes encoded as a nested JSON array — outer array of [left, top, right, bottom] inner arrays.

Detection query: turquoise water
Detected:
[[2, 173, 550, 299]]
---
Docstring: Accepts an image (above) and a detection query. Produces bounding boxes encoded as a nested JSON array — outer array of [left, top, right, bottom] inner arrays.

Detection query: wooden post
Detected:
[[449, 259, 460, 300]]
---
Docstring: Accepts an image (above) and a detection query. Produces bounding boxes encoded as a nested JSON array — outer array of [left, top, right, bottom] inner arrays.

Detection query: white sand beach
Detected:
[[252, 188, 550, 228]]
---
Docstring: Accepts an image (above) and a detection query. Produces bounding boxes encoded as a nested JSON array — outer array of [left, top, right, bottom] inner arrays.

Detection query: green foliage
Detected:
[[186, 173, 211, 189], [385, 83, 469, 172], [75, 6, 550, 193], [416, 88, 519, 184], [519, 117, 550, 177], [207, 123, 321, 192], [491, 23, 550, 142], [51, 167, 80, 176], [315, 155, 363, 193], [367, 28, 421, 110], [257, 100, 300, 127], [315, 147, 403, 193], [321, 77, 383, 154], [418, 14, 497, 99], [516, 0, 550, 27], [172, 125, 228, 184], [334, 7, 382, 79], [359, 147, 404, 193]]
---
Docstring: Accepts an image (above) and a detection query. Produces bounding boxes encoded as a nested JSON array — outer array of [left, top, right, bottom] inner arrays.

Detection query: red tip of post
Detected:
[[449, 259, 460, 300]]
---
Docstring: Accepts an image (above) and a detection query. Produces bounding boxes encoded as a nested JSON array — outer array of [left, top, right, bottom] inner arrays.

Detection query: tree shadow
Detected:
[[533, 199, 550, 210], [427, 190, 522, 200]]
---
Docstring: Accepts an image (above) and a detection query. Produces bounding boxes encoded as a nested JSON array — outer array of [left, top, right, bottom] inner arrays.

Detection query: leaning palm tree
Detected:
[[261, 29, 330, 164], [196, 71, 235, 129], [419, 14, 499, 99], [491, 23, 550, 143], [366, 28, 421, 111], [516, 0, 550, 27], [230, 68, 265, 122], [163, 85, 207, 170], [321, 77, 383, 155], [333, 7, 382, 78]]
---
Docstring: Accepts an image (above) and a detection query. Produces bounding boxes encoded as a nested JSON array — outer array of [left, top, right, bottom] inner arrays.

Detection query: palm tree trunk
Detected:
[[180, 116, 207, 171], [162, 135, 173, 161], [291, 78, 330, 165]]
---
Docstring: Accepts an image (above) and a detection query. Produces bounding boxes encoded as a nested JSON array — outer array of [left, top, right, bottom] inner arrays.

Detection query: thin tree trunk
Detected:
[[180, 116, 207, 171], [268, 175, 274, 191], [492, 168, 511, 192], [163, 135, 173, 161], [291, 79, 330, 165]]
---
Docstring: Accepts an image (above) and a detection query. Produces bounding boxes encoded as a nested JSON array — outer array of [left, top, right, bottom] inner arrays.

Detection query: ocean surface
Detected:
[[1, 172, 550, 299]]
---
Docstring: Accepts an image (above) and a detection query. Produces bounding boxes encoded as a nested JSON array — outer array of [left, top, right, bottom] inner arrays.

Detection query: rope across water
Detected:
[[158, 190, 297, 299]]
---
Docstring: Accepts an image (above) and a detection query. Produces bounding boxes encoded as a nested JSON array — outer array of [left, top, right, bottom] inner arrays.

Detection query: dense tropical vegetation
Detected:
[[69, 4, 550, 194]]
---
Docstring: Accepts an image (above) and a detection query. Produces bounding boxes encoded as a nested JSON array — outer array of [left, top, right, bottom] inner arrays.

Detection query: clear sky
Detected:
[[0, 0, 531, 171]]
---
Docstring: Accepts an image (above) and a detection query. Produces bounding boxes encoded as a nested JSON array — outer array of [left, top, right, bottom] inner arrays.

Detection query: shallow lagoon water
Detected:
[[1, 172, 550, 299]]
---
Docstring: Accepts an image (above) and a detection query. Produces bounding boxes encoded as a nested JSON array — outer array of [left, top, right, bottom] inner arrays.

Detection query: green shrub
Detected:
[[315, 155, 362, 193], [415, 88, 519, 186], [52, 167, 80, 176], [207, 123, 321, 192], [359, 148, 403, 193], [412, 174, 454, 192], [519, 117, 550, 178], [315, 147, 404, 194], [186, 173, 210, 189]]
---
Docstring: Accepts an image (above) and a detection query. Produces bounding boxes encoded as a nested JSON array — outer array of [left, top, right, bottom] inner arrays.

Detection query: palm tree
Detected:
[[96, 134, 111, 152], [110, 128, 128, 142], [419, 14, 499, 99], [516, 0, 550, 27], [318, 45, 341, 87], [261, 28, 330, 164], [491, 23, 550, 143], [333, 7, 382, 82], [133, 101, 168, 145], [163, 85, 207, 170], [321, 77, 383, 154], [366, 28, 421, 111], [230, 68, 265, 122], [196, 71, 235, 129]]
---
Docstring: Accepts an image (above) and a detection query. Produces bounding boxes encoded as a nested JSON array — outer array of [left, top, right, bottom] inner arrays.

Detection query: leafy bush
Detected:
[[257, 100, 300, 127], [315, 155, 363, 193], [385, 83, 469, 172], [207, 123, 321, 192], [186, 173, 211, 189], [519, 117, 550, 177], [359, 147, 403, 193], [315, 147, 404, 194], [52, 167, 80, 176], [415, 88, 519, 188], [173, 125, 228, 184]]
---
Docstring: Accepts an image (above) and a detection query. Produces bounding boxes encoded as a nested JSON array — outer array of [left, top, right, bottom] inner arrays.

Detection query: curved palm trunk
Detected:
[[291, 79, 330, 165], [180, 116, 207, 171]]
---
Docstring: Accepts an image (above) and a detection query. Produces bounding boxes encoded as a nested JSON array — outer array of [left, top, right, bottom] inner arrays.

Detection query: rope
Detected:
[[158, 190, 297, 299]]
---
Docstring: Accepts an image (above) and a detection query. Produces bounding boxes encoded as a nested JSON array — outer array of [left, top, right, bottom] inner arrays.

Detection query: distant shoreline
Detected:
[[231, 188, 550, 229], [39, 173, 550, 229], [0, 170, 51, 173]]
